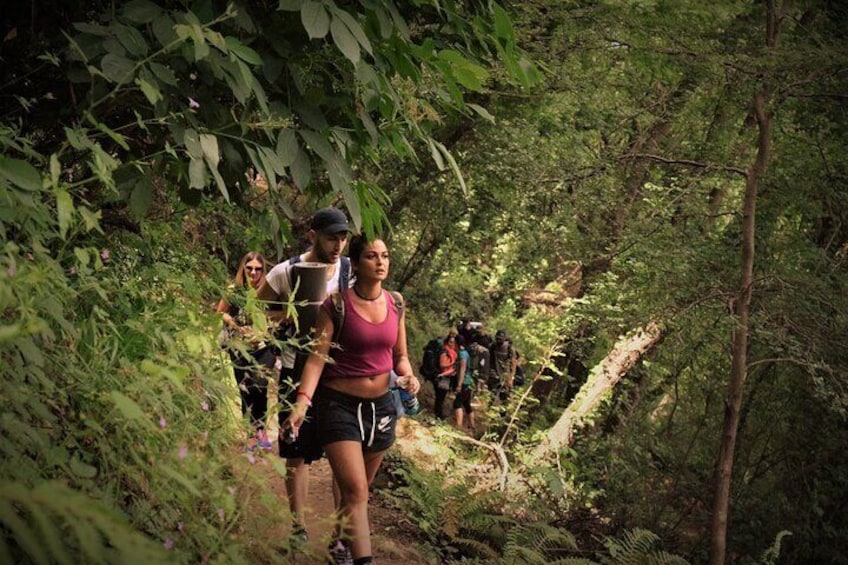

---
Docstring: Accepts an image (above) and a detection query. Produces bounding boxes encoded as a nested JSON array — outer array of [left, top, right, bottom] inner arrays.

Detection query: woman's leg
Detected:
[[325, 441, 386, 560]]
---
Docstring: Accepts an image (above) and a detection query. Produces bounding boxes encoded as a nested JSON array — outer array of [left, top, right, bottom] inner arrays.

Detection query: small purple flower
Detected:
[[177, 521, 184, 531], [178, 444, 188, 459], [201, 401, 210, 411], [158, 417, 167, 428], [217, 508, 225, 521], [68, 266, 77, 275], [246, 452, 256, 464], [164, 538, 174, 550], [100, 249, 110, 261], [6, 265, 15, 278], [188, 97, 200, 109]]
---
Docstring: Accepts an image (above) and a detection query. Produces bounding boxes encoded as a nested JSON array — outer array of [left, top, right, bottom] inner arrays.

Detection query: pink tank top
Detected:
[[321, 290, 399, 378]]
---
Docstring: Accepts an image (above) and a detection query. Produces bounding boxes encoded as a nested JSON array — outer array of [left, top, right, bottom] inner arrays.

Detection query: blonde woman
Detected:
[[216, 251, 275, 450]]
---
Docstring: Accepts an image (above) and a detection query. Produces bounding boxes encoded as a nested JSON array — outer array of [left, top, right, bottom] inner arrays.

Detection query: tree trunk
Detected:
[[708, 2, 782, 557], [531, 322, 662, 461]]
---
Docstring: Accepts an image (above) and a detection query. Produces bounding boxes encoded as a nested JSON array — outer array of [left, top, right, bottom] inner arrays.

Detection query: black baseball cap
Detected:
[[310, 207, 350, 234]]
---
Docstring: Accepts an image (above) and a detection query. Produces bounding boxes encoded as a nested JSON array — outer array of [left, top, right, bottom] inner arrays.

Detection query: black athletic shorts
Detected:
[[278, 365, 324, 464], [315, 386, 397, 452]]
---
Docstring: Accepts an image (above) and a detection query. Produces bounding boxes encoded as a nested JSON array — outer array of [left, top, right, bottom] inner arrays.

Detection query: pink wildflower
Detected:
[[177, 521, 184, 531], [201, 401, 210, 411], [217, 508, 225, 521], [246, 452, 256, 464], [100, 249, 110, 261], [158, 417, 167, 428], [6, 265, 14, 277], [188, 97, 200, 109], [164, 538, 174, 550], [178, 444, 188, 459]]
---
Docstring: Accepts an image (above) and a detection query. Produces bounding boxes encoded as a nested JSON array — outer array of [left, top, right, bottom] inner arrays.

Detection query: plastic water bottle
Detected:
[[395, 376, 421, 415]]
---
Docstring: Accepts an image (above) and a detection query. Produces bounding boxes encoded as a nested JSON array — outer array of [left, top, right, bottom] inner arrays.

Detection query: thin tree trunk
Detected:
[[708, 3, 779, 553], [531, 322, 662, 461]]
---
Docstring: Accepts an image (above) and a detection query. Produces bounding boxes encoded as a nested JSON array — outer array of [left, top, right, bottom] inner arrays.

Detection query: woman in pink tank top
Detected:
[[284, 235, 420, 565]]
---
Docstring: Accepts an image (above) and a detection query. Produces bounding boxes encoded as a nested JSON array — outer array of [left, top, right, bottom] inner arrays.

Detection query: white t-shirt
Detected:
[[266, 254, 349, 367]]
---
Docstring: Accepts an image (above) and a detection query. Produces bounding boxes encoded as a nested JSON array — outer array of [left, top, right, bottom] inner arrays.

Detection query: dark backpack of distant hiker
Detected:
[[419, 337, 443, 382]]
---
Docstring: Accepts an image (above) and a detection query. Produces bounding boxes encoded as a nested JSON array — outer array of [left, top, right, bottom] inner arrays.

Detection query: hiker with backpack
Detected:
[[489, 329, 518, 403], [452, 335, 476, 430], [282, 234, 420, 565], [433, 330, 459, 420], [256, 207, 352, 543]]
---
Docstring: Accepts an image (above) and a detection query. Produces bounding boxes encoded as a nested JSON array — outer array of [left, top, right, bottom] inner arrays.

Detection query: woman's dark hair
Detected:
[[348, 234, 384, 263]]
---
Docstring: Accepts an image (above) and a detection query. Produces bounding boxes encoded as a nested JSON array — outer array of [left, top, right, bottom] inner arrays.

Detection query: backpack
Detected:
[[328, 289, 405, 344], [419, 338, 443, 381]]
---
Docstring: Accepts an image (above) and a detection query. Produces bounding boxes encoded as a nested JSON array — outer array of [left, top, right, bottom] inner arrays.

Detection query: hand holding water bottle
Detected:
[[395, 374, 421, 415]]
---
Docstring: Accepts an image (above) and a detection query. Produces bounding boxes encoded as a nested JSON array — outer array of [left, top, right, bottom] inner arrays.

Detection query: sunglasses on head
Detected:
[[245, 265, 264, 273]]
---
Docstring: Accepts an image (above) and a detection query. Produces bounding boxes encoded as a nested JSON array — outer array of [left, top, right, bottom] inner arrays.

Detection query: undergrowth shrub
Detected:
[[1, 172, 289, 561]]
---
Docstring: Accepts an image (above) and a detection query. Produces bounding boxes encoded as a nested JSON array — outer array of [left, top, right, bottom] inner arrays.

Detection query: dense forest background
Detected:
[[2, 0, 847, 563]]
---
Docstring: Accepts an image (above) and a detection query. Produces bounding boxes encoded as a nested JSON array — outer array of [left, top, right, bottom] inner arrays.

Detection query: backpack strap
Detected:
[[388, 290, 405, 318], [330, 291, 346, 344], [339, 256, 351, 290]]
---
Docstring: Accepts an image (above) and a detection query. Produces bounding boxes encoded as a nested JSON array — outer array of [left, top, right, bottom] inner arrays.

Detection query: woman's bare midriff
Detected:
[[323, 372, 391, 399]]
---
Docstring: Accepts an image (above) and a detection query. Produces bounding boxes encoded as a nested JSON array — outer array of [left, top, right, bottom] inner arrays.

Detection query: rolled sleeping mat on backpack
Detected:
[[290, 262, 329, 336]]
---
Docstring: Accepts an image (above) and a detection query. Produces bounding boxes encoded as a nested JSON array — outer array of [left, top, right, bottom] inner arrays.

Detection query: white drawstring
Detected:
[[368, 401, 376, 447], [356, 401, 378, 447]]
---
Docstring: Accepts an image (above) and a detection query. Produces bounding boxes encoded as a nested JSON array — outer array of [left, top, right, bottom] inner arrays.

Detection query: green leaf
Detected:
[[299, 129, 335, 164], [301, 1, 330, 39], [329, 164, 360, 229], [330, 15, 360, 64], [279, 0, 303, 10], [427, 138, 445, 170], [468, 103, 495, 123], [129, 176, 153, 219], [56, 188, 73, 239], [0, 156, 42, 191], [151, 14, 178, 47], [101, 53, 135, 83], [73, 22, 110, 36], [137, 77, 162, 105], [330, 8, 372, 55], [122, 0, 162, 23], [110, 391, 147, 422], [113, 23, 149, 57], [276, 129, 298, 167], [149, 62, 177, 86], [69, 457, 98, 479], [86, 112, 130, 150], [492, 3, 515, 44], [183, 129, 203, 159], [290, 147, 311, 189], [188, 157, 207, 189], [199, 134, 220, 169], [225, 36, 262, 65]]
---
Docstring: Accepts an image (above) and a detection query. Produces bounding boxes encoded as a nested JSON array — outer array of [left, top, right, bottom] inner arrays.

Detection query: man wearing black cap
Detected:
[[257, 206, 351, 542]]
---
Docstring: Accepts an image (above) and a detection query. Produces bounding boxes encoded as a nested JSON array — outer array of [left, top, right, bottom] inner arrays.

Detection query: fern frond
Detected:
[[600, 528, 689, 565]]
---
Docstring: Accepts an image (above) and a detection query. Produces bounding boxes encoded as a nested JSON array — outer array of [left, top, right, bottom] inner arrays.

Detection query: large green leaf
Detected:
[[122, 0, 162, 24], [129, 176, 153, 219], [301, 1, 330, 39], [276, 129, 299, 167], [330, 8, 372, 55], [113, 23, 149, 57], [225, 36, 262, 65], [101, 53, 135, 83], [55, 188, 73, 239], [330, 14, 360, 64], [0, 157, 42, 191]]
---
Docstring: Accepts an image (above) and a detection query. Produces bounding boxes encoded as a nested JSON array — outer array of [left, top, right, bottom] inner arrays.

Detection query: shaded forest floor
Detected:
[[229, 387, 498, 564]]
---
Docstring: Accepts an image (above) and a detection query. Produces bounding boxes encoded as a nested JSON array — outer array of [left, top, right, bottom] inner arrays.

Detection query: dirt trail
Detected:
[[263, 406, 431, 565]]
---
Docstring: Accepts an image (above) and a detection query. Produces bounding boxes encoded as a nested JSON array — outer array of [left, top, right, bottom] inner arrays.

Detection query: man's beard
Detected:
[[314, 246, 335, 263]]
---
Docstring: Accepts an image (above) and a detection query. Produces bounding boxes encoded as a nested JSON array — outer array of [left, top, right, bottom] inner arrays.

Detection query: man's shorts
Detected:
[[315, 386, 397, 452], [278, 365, 324, 463]]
